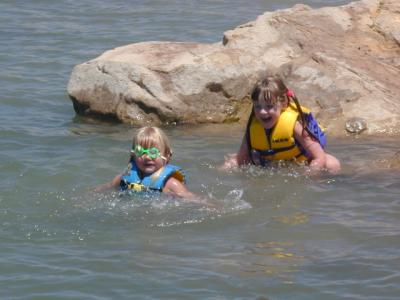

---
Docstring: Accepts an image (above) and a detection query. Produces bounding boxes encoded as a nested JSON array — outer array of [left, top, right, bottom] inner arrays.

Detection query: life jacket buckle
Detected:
[[128, 183, 143, 192]]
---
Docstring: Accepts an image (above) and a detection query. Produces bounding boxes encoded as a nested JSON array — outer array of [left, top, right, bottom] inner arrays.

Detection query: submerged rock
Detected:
[[389, 151, 400, 169], [68, 0, 400, 136]]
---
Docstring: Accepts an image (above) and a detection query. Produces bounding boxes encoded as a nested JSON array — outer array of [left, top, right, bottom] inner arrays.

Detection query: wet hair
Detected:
[[248, 76, 309, 130], [251, 76, 288, 104], [132, 126, 172, 159]]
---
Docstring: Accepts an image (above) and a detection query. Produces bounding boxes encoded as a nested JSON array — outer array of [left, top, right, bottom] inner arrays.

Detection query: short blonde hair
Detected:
[[132, 127, 172, 158]]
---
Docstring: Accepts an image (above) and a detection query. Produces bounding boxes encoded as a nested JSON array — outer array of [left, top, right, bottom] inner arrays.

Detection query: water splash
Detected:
[[66, 187, 253, 228]]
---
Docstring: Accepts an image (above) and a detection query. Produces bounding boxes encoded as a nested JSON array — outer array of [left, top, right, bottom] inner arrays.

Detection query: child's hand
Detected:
[[218, 153, 239, 171], [91, 174, 122, 193]]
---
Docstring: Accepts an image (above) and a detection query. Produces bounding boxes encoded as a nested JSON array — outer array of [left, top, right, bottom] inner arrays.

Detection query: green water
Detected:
[[2, 120, 399, 299]]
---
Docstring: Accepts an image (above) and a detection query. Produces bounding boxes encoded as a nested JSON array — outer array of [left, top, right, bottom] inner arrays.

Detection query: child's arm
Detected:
[[163, 177, 198, 201], [92, 174, 122, 192], [164, 177, 215, 206], [220, 135, 251, 170], [293, 121, 327, 173]]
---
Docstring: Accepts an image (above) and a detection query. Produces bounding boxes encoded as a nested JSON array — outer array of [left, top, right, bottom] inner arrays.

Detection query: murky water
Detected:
[[1, 1, 399, 299]]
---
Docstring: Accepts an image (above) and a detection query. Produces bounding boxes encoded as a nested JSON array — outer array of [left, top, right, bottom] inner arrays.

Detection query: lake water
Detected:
[[1, 0, 399, 299]]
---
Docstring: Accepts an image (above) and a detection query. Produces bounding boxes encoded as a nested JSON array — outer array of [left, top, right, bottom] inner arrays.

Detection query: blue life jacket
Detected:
[[120, 159, 186, 193]]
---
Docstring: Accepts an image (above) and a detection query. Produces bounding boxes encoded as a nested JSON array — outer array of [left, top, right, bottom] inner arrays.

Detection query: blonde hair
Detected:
[[132, 126, 172, 159]]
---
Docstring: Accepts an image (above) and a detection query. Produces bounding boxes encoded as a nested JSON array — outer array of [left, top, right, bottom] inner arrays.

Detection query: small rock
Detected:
[[345, 117, 367, 134]]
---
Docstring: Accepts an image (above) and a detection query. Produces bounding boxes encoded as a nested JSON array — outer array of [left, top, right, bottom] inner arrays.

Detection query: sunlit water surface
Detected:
[[1, 1, 399, 299]]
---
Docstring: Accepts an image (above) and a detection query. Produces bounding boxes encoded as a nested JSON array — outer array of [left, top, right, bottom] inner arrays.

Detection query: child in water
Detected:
[[222, 76, 341, 174], [94, 126, 196, 199]]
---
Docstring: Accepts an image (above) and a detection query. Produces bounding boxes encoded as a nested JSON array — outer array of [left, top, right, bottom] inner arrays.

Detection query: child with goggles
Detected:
[[94, 126, 196, 199]]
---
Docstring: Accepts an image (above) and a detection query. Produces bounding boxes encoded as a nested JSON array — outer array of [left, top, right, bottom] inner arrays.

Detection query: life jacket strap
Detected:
[[120, 179, 161, 192], [254, 144, 297, 156]]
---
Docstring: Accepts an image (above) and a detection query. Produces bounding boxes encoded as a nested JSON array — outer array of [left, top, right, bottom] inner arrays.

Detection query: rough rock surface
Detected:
[[67, 0, 400, 136]]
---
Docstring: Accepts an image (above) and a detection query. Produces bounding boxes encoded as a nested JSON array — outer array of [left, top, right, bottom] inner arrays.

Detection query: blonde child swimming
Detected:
[[95, 126, 196, 199], [222, 76, 341, 174]]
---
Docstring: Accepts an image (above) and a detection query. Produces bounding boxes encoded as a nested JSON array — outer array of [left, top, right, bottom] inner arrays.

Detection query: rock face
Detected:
[[67, 0, 400, 136]]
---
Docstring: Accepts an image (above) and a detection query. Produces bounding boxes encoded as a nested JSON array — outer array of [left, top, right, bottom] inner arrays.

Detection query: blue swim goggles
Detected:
[[131, 145, 166, 160]]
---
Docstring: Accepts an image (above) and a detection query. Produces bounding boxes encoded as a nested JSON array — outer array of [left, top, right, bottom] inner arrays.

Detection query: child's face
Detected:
[[132, 145, 166, 175], [253, 97, 285, 129]]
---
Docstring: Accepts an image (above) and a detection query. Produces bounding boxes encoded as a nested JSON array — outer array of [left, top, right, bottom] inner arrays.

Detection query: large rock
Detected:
[[67, 0, 400, 136]]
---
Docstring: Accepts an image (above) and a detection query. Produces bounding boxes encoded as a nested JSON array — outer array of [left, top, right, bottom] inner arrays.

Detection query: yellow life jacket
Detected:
[[249, 103, 312, 163]]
